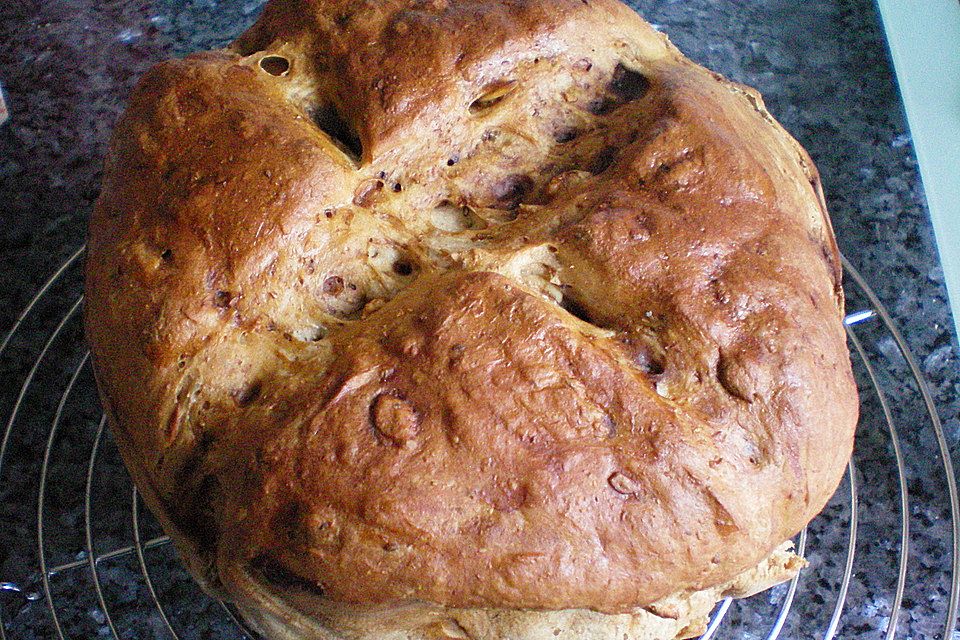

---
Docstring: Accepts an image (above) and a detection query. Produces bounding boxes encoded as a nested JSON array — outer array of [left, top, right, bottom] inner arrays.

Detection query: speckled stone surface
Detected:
[[0, 1, 958, 639]]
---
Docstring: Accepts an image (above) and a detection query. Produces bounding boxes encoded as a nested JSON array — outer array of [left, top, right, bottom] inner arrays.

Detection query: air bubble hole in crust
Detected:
[[469, 80, 517, 114], [609, 63, 650, 102], [491, 173, 534, 209], [214, 290, 234, 309], [259, 55, 290, 77], [583, 63, 651, 117], [292, 325, 328, 342], [392, 259, 414, 276]]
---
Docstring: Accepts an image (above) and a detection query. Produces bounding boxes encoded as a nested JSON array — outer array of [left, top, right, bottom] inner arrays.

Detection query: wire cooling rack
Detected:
[[0, 246, 957, 640]]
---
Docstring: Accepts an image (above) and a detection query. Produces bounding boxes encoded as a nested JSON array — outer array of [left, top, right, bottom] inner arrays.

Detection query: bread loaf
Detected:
[[85, 1, 859, 638]]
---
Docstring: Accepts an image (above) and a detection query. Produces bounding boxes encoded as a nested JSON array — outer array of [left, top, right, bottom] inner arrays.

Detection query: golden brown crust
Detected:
[[229, 542, 806, 640], [85, 0, 857, 626]]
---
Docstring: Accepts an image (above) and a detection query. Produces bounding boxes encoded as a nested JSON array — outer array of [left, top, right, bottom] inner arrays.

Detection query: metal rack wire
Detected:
[[0, 246, 957, 640]]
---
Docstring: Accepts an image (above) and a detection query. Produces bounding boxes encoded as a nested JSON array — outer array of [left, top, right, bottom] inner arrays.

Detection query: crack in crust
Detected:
[[84, 0, 858, 638]]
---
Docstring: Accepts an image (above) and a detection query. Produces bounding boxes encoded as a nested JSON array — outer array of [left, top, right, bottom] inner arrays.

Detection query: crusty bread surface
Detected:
[[85, 1, 858, 638]]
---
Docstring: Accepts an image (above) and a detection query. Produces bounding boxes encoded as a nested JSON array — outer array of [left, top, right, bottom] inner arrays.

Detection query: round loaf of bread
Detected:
[[84, 0, 858, 638]]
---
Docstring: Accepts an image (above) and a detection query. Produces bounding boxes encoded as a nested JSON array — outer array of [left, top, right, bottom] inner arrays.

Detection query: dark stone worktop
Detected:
[[0, 1, 957, 639]]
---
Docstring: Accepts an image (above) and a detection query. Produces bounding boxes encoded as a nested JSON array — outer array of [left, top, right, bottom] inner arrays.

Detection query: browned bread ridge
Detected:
[[84, 1, 858, 638]]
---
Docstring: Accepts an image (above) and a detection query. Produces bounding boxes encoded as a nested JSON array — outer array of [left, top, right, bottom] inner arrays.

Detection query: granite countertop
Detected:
[[0, 1, 958, 639]]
